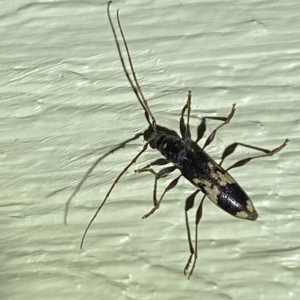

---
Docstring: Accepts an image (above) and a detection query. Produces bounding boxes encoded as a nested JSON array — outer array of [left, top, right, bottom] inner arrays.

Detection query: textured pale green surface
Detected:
[[1, 0, 299, 299]]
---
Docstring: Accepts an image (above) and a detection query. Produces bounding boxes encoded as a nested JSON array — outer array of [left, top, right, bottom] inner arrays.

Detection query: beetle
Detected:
[[65, 1, 288, 278]]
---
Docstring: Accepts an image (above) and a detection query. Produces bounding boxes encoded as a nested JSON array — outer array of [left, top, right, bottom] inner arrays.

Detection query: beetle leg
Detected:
[[220, 139, 289, 170], [180, 91, 192, 146], [142, 173, 181, 219], [200, 104, 236, 149], [183, 190, 200, 275], [137, 158, 169, 169], [135, 166, 178, 214], [187, 194, 206, 279]]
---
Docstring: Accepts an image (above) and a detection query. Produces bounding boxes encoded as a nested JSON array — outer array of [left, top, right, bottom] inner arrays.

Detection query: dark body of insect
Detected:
[[65, 1, 288, 278], [145, 123, 258, 221]]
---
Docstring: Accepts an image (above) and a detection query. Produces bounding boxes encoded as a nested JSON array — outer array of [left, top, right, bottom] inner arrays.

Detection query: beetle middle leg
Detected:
[[136, 165, 181, 218], [200, 104, 236, 149], [179, 95, 236, 150]]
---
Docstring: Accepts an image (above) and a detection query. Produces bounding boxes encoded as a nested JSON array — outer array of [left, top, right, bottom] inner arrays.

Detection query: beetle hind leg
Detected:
[[220, 139, 289, 170], [184, 190, 206, 279]]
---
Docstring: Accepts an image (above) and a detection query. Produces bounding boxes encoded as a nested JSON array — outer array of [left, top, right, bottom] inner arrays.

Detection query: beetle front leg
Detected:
[[179, 90, 192, 145]]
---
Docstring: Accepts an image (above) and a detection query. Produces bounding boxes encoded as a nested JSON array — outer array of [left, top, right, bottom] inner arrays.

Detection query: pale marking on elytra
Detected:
[[193, 178, 220, 205], [207, 162, 236, 185]]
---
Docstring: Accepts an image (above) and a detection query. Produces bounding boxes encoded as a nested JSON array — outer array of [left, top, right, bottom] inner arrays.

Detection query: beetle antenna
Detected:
[[107, 1, 156, 131], [81, 142, 148, 248], [63, 132, 143, 225]]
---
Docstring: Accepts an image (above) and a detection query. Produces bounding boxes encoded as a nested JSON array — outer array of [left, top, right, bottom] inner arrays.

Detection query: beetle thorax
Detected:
[[154, 133, 190, 165]]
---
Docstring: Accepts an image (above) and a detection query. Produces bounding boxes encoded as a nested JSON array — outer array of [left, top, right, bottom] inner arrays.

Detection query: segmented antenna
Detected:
[[79, 2, 157, 247], [80, 142, 148, 248], [107, 1, 156, 131]]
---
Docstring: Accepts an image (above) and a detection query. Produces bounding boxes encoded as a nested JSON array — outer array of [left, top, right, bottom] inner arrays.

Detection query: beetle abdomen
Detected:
[[181, 150, 258, 221]]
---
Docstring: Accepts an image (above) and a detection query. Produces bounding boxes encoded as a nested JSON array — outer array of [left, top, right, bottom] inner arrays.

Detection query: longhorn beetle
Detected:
[[65, 1, 288, 278]]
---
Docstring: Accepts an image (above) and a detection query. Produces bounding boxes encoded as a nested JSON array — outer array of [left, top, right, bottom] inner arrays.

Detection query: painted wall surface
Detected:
[[1, 0, 299, 299]]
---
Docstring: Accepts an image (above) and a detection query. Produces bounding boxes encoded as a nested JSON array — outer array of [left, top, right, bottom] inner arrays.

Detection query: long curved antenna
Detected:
[[107, 1, 155, 130], [64, 132, 143, 225], [116, 10, 157, 131], [80, 142, 149, 248]]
